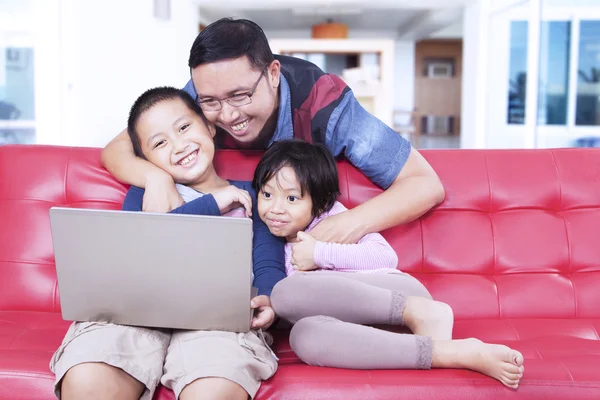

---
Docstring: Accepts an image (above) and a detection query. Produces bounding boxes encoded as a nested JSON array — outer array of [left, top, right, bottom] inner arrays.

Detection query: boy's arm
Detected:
[[310, 93, 445, 244], [246, 186, 286, 297], [102, 129, 183, 212], [122, 186, 220, 216], [313, 232, 399, 271]]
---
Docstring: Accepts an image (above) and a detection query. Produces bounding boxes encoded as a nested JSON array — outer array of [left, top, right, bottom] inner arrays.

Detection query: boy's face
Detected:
[[137, 98, 216, 186], [257, 166, 314, 242], [191, 56, 280, 146]]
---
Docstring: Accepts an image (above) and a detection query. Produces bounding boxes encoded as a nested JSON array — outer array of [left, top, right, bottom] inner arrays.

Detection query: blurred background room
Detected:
[[1, 0, 599, 150]]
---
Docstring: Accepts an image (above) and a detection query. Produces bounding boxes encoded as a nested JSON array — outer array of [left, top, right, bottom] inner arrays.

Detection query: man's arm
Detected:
[[310, 94, 445, 244], [102, 129, 183, 212], [348, 147, 444, 236]]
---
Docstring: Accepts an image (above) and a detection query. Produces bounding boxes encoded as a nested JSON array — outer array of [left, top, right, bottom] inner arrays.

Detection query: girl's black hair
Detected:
[[253, 139, 340, 216]]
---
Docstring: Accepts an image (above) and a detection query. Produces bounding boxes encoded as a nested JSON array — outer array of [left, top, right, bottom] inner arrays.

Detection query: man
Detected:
[[102, 18, 445, 245]]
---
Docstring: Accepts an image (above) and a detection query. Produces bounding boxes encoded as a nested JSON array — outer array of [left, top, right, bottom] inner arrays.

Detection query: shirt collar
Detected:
[[270, 73, 294, 145]]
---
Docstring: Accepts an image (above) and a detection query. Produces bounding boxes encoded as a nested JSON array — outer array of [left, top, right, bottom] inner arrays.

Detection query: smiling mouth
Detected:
[[231, 120, 249, 133], [267, 218, 288, 227], [177, 149, 198, 166]]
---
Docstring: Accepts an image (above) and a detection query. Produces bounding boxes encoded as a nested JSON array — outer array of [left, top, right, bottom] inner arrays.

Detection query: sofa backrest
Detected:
[[1, 145, 599, 320]]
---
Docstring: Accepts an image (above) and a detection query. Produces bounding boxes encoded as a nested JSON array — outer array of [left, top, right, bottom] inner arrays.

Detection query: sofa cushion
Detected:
[[1, 145, 599, 399]]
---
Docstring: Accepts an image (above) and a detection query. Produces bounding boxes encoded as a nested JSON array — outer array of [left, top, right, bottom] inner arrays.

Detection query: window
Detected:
[[575, 20, 600, 126], [538, 21, 570, 125], [0, 47, 36, 144], [507, 21, 528, 124]]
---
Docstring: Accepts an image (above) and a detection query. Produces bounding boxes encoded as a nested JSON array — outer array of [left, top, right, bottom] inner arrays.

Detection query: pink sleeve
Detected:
[[313, 232, 399, 271], [308, 201, 398, 271]]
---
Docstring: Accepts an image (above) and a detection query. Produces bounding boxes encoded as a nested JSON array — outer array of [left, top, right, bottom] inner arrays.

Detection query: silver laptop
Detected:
[[49, 207, 254, 332]]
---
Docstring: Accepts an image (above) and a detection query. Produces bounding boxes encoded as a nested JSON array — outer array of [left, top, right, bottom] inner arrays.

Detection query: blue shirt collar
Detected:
[[270, 73, 294, 145]]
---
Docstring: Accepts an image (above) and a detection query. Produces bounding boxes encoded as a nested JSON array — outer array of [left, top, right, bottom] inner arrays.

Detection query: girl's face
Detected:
[[137, 98, 217, 188], [257, 166, 314, 242]]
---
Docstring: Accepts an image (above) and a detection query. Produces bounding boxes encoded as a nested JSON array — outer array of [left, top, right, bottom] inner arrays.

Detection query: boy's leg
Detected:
[[271, 271, 453, 340], [163, 330, 277, 400], [179, 378, 247, 400], [61, 362, 144, 400], [50, 322, 170, 400]]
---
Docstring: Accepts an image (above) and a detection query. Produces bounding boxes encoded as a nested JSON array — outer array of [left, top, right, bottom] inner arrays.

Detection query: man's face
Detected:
[[191, 56, 280, 145]]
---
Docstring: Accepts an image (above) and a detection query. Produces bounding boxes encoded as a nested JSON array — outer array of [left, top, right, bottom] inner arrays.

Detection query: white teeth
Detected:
[[179, 151, 197, 166], [232, 120, 249, 132]]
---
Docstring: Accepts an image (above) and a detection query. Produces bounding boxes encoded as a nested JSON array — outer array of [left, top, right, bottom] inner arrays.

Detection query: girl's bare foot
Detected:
[[432, 338, 525, 389], [403, 296, 454, 340]]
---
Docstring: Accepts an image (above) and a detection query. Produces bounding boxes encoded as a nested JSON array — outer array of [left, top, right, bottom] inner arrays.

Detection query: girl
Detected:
[[253, 139, 525, 389]]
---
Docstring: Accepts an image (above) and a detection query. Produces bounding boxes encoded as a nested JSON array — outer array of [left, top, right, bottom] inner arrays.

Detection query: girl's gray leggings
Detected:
[[270, 271, 434, 370]]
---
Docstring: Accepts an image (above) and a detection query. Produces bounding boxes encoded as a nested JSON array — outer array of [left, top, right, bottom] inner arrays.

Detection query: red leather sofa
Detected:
[[1, 144, 599, 400]]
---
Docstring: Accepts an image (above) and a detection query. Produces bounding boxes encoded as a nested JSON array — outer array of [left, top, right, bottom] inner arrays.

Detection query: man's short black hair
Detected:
[[253, 139, 340, 217], [127, 87, 205, 159], [188, 18, 275, 71]]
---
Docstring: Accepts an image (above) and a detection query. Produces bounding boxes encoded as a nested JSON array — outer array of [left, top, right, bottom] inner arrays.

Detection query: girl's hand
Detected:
[[212, 186, 253, 217], [291, 231, 318, 271]]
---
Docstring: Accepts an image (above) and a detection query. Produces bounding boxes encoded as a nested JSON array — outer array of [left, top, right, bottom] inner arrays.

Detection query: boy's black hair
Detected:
[[127, 87, 206, 159], [188, 18, 274, 71], [253, 139, 340, 217]]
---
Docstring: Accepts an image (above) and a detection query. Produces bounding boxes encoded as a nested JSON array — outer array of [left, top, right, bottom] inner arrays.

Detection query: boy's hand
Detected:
[[143, 170, 183, 212], [251, 295, 275, 329], [212, 186, 253, 217], [291, 231, 318, 271]]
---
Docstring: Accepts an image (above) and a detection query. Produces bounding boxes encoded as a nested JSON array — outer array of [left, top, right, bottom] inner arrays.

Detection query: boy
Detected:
[[50, 87, 285, 400]]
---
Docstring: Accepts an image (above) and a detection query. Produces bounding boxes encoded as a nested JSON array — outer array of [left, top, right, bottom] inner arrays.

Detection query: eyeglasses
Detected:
[[196, 66, 268, 112]]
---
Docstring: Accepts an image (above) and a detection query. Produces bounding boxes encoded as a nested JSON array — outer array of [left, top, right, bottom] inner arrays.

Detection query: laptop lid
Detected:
[[49, 207, 253, 332]]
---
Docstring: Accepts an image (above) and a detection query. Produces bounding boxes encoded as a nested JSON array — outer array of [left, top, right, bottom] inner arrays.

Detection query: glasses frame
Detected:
[[196, 65, 269, 112]]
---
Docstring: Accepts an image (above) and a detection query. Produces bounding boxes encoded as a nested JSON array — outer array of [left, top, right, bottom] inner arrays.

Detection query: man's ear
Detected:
[[206, 121, 217, 138], [268, 60, 281, 89]]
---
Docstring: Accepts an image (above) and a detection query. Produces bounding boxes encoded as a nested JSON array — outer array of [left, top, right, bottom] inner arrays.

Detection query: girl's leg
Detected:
[[271, 272, 453, 340], [291, 316, 524, 389]]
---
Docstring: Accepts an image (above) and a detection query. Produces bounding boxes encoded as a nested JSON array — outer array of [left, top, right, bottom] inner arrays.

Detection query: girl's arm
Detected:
[[313, 232, 399, 271], [309, 202, 398, 271]]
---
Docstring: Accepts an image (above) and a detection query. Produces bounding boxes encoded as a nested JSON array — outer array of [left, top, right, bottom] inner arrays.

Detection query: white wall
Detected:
[[460, 2, 488, 148], [393, 41, 415, 113], [60, 0, 200, 147], [429, 21, 464, 38]]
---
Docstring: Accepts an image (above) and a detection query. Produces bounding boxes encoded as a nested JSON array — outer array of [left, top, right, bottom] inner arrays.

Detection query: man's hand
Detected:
[[291, 231, 318, 271], [212, 186, 253, 217], [251, 295, 275, 329], [308, 210, 363, 244], [142, 170, 183, 212]]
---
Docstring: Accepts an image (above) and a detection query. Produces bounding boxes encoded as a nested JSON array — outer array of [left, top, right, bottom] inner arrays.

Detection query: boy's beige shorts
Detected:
[[50, 322, 278, 400]]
